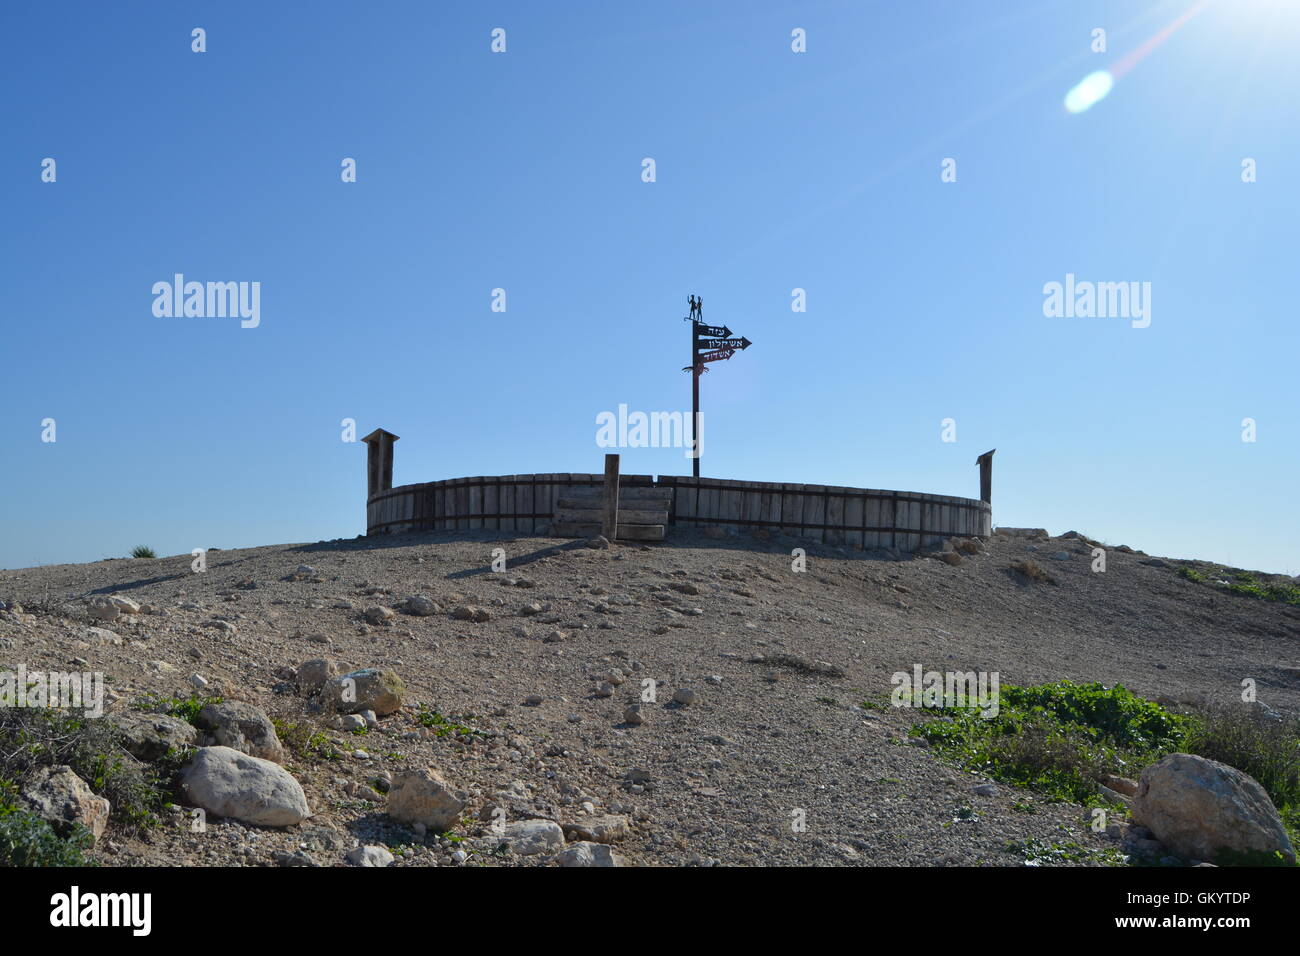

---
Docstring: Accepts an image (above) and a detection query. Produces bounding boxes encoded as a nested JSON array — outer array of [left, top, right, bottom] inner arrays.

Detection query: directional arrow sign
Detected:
[[683, 301, 752, 479], [698, 337, 751, 351]]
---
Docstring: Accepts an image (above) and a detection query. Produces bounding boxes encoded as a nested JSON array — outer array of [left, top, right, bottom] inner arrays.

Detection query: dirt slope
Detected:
[[1, 526, 1296, 867]]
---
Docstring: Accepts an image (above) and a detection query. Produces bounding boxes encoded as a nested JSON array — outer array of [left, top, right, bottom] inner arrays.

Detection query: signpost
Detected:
[[682, 295, 752, 478]]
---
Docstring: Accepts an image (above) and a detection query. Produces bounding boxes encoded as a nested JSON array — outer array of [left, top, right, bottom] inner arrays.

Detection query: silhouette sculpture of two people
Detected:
[[688, 294, 703, 321]]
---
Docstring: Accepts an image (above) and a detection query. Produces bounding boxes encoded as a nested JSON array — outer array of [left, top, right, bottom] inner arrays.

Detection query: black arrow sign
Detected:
[[683, 300, 752, 480], [698, 337, 751, 351], [696, 347, 737, 364]]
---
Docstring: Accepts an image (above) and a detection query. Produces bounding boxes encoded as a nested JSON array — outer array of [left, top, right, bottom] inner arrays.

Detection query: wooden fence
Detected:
[[367, 473, 990, 551]]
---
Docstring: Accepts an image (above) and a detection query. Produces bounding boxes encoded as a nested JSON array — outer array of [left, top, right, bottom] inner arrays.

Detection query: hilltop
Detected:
[[1, 527, 1296, 867]]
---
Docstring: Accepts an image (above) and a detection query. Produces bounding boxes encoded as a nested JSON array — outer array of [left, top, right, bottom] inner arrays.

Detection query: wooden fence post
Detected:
[[362, 428, 400, 498], [976, 448, 996, 505], [602, 453, 620, 540]]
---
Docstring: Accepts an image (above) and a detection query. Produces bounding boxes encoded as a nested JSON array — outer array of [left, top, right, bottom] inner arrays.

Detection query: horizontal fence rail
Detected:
[[367, 473, 991, 552]]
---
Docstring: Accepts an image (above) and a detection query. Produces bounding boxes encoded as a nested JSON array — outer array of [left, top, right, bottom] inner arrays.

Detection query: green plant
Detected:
[[915, 682, 1300, 865], [1175, 566, 1300, 605], [133, 692, 222, 726], [0, 780, 96, 867], [415, 708, 481, 739], [1005, 837, 1126, 867], [129, 546, 157, 559], [913, 681, 1191, 806], [272, 718, 343, 762], [1223, 572, 1300, 605]]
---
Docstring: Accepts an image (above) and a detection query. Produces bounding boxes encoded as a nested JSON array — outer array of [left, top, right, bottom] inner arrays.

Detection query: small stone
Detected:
[[320, 668, 406, 715], [672, 687, 697, 706], [364, 606, 396, 625], [404, 595, 438, 616], [555, 841, 625, 867], [500, 819, 565, 855], [561, 814, 630, 844], [345, 845, 394, 867], [452, 605, 491, 623]]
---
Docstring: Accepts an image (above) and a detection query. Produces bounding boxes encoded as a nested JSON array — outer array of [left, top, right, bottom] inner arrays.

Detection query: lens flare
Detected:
[[1063, 1, 1210, 115], [1064, 70, 1114, 113]]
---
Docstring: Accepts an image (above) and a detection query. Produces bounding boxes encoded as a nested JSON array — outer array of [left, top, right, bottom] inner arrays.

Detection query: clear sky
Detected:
[[3, 0, 1297, 574]]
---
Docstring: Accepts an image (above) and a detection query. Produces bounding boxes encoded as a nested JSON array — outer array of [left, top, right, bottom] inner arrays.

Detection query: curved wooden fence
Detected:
[[367, 473, 990, 552]]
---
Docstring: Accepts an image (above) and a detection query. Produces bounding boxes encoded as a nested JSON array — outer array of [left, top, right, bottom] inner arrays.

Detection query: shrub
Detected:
[[914, 680, 1190, 805], [129, 546, 157, 559], [1182, 703, 1300, 820], [1010, 560, 1056, 585], [0, 708, 168, 835]]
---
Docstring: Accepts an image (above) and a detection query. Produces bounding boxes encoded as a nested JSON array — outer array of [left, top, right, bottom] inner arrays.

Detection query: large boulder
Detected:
[[386, 769, 465, 832], [320, 668, 405, 716], [197, 701, 285, 763], [1131, 753, 1296, 865], [180, 746, 310, 827], [109, 712, 198, 762], [21, 765, 111, 843]]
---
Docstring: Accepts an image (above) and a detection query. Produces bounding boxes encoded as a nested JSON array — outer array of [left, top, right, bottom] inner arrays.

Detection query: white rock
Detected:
[[197, 701, 286, 763], [500, 819, 565, 856], [180, 746, 311, 827], [21, 765, 111, 843], [1131, 753, 1295, 865], [346, 845, 394, 867], [555, 841, 625, 867], [386, 769, 465, 832]]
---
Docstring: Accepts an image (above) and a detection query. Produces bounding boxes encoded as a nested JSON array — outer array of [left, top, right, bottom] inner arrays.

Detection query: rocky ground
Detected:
[[1, 525, 1297, 867]]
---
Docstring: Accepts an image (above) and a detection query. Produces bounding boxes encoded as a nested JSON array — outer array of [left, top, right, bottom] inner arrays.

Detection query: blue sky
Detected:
[[3, 0, 1297, 573]]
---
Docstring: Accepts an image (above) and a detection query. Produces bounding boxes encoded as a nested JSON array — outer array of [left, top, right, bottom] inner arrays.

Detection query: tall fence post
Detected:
[[362, 428, 400, 499], [976, 448, 996, 505], [602, 453, 620, 541]]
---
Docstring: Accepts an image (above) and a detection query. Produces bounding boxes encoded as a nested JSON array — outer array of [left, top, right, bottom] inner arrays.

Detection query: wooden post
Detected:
[[602, 453, 620, 541], [362, 428, 400, 498], [976, 448, 996, 504]]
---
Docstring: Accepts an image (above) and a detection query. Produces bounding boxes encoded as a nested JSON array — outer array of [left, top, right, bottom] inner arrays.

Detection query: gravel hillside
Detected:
[[1, 526, 1296, 867]]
